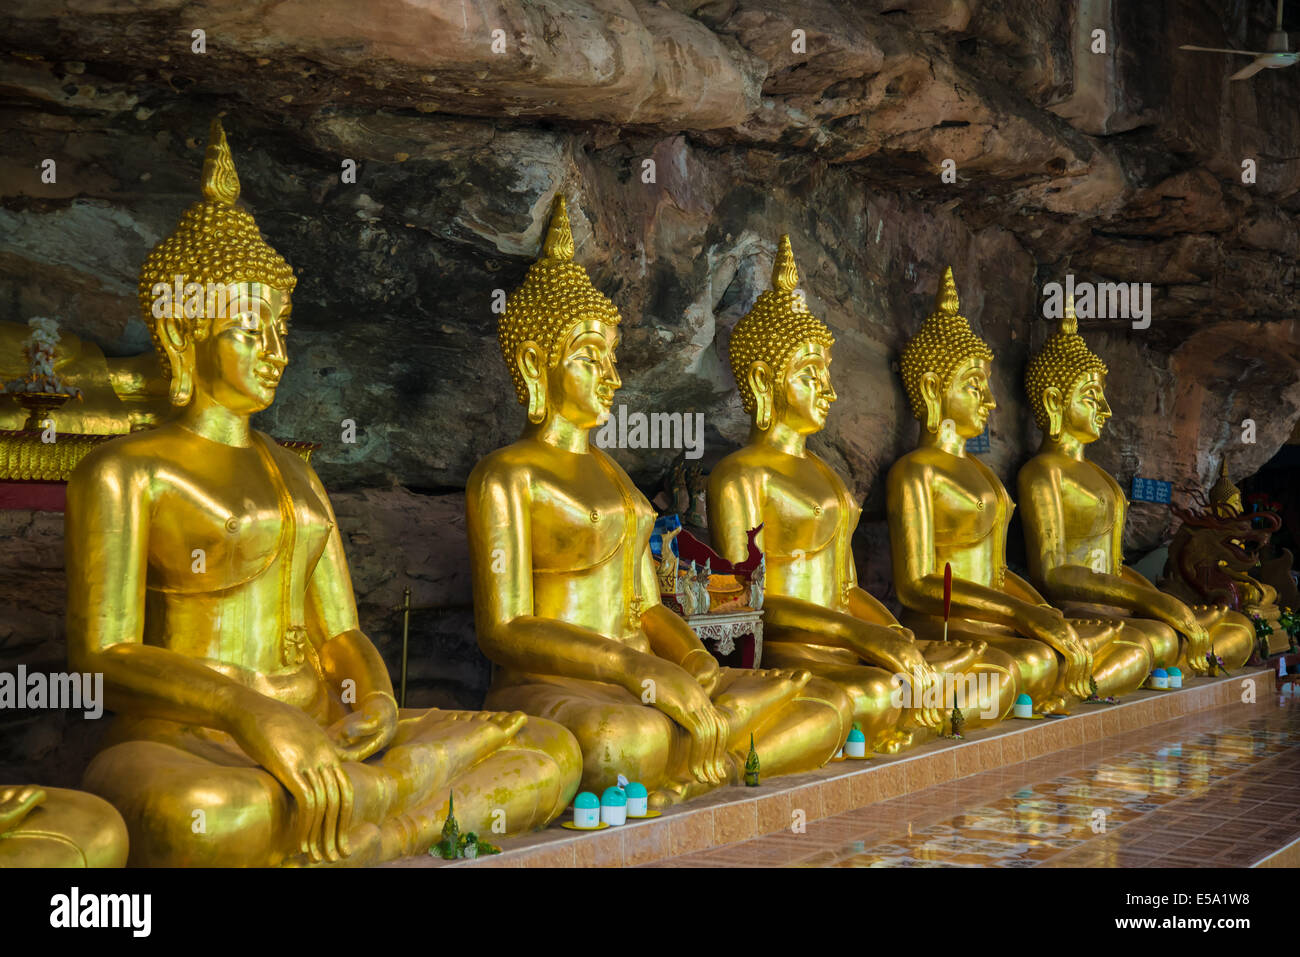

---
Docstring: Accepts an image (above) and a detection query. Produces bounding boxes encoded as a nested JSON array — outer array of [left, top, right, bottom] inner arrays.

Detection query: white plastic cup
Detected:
[[573, 805, 599, 828], [600, 803, 627, 826], [845, 739, 866, 758]]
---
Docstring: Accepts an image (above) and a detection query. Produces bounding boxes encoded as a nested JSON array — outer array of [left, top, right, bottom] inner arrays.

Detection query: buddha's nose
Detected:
[[261, 325, 287, 366]]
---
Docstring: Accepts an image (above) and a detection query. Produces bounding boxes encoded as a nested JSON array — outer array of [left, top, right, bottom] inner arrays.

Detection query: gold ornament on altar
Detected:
[[467, 202, 851, 808], [712, 243, 1018, 753], [61, 117, 582, 867]]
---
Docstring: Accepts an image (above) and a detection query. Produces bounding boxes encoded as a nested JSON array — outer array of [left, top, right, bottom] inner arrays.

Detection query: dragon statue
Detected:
[[1160, 461, 1290, 654]]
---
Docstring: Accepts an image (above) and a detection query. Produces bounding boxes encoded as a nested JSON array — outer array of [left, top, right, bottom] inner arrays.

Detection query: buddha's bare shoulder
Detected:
[[887, 447, 940, 482], [254, 430, 326, 487], [69, 423, 193, 488], [466, 439, 540, 493], [710, 445, 770, 483], [1018, 451, 1065, 484]]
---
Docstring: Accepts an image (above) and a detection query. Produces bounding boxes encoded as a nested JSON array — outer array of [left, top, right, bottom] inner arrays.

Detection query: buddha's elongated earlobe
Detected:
[[1044, 386, 1064, 440], [161, 308, 195, 406], [748, 360, 774, 431], [921, 371, 943, 434], [517, 341, 547, 424]]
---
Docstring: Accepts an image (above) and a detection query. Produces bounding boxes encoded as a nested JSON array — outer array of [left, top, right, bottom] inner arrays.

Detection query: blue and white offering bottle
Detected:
[[600, 785, 627, 826], [573, 791, 600, 829]]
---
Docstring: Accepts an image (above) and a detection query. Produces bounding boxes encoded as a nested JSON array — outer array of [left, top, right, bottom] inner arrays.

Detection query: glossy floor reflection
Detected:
[[646, 694, 1300, 868]]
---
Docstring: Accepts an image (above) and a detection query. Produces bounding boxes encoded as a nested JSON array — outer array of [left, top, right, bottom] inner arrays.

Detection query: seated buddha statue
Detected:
[[707, 237, 1018, 753], [886, 268, 1153, 713], [466, 199, 852, 806], [65, 119, 582, 867], [0, 785, 128, 867], [1018, 304, 1254, 675]]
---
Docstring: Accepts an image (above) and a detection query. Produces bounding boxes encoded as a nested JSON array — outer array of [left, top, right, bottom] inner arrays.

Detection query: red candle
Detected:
[[942, 562, 952, 641], [943, 562, 953, 621]]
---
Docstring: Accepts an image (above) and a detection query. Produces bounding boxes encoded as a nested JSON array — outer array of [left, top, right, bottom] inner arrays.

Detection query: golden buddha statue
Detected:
[[64, 119, 581, 867], [0, 785, 128, 867], [886, 268, 1153, 713], [1017, 305, 1254, 675], [466, 199, 852, 806], [708, 237, 1017, 753]]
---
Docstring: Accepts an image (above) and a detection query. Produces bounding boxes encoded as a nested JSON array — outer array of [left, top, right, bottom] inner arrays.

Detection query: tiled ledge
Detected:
[[1255, 834, 1300, 868], [388, 667, 1271, 868]]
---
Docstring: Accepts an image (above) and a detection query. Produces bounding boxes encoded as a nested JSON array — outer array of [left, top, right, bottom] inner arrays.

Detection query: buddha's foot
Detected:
[[1036, 695, 1070, 715], [436, 710, 528, 767], [649, 774, 726, 810], [873, 729, 915, 754], [0, 785, 45, 833]]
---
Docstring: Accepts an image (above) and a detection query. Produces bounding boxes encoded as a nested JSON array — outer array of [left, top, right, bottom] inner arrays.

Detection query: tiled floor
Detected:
[[644, 695, 1300, 867]]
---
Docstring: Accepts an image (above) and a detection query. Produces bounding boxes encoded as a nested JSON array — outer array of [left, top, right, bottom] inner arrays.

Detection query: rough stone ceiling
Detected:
[[1, 0, 1299, 554]]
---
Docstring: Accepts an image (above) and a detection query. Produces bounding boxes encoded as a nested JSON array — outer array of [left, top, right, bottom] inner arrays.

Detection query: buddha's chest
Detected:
[[528, 458, 655, 573], [145, 459, 332, 591], [929, 460, 1007, 547], [1060, 464, 1120, 541], [763, 462, 858, 557]]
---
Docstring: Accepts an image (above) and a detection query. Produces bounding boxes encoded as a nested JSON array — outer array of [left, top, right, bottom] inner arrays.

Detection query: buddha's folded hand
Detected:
[[873, 638, 944, 730], [1150, 594, 1212, 663], [1018, 605, 1092, 697], [228, 692, 355, 863], [640, 659, 729, 784], [326, 692, 400, 762], [680, 647, 721, 695]]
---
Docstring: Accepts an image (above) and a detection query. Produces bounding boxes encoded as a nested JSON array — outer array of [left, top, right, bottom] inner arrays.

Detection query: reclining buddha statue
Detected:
[[707, 237, 1017, 753], [886, 269, 1153, 713], [0, 784, 128, 867], [466, 200, 852, 806], [64, 119, 581, 866], [1017, 303, 1254, 675]]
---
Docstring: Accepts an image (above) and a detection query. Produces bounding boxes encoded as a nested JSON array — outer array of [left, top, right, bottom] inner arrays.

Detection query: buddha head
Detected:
[[137, 118, 297, 412], [899, 267, 995, 440], [498, 195, 623, 430], [1024, 297, 1110, 444], [729, 235, 836, 434], [1209, 460, 1244, 518]]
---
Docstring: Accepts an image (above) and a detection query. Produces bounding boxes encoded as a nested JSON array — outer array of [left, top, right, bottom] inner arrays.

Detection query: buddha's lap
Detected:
[[0, 788, 128, 868], [487, 669, 830, 747], [84, 710, 567, 812]]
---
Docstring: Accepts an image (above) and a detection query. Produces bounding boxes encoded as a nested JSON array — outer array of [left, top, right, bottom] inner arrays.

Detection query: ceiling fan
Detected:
[[1180, 0, 1300, 80]]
